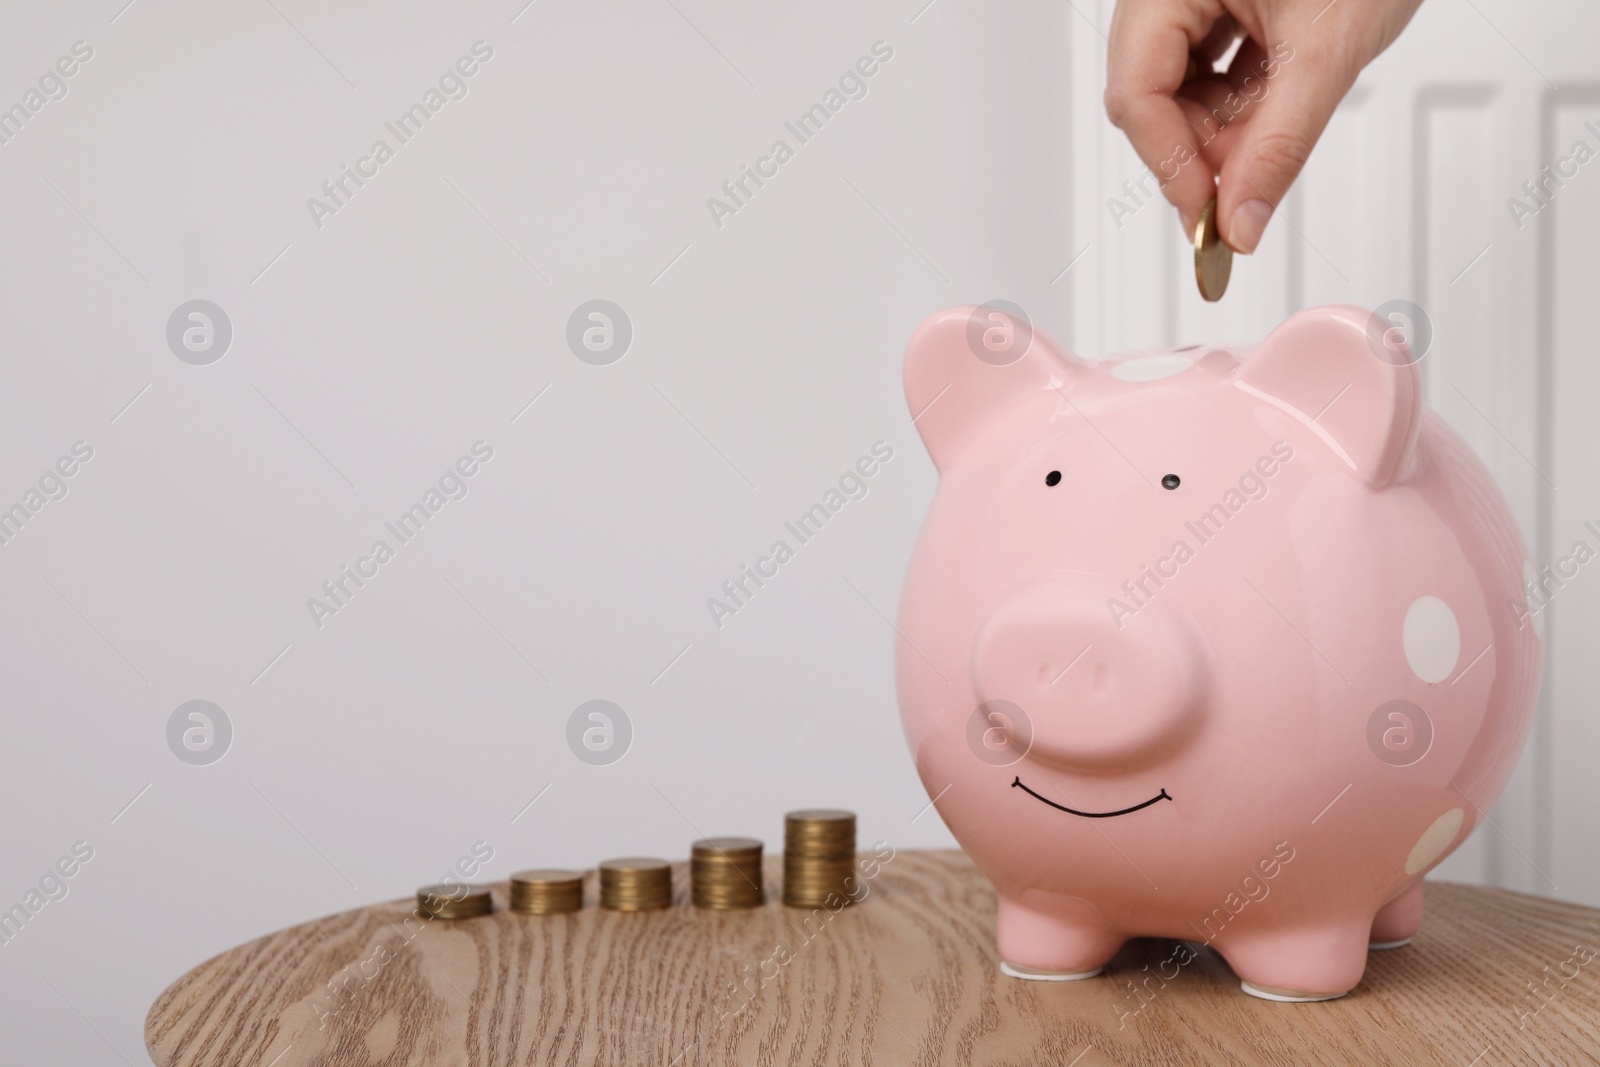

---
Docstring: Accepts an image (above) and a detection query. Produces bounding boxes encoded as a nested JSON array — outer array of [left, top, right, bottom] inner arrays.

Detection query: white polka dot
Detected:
[[1111, 355, 1194, 382], [1523, 560, 1545, 641], [1404, 808, 1465, 875], [1403, 596, 1460, 683]]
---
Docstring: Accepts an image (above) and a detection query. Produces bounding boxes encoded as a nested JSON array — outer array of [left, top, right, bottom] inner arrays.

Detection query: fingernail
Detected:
[[1229, 198, 1273, 254], [1179, 208, 1198, 239]]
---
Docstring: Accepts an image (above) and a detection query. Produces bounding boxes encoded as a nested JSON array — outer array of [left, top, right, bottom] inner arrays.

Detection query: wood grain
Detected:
[[146, 851, 1600, 1066]]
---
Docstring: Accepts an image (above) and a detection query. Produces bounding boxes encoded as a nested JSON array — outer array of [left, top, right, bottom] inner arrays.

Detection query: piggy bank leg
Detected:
[[1220, 920, 1370, 1002], [1369, 883, 1424, 949], [996, 893, 1121, 980]]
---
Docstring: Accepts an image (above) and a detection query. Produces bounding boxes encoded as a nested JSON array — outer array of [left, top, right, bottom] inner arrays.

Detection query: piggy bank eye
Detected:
[[1045, 471, 1061, 487], [1161, 474, 1181, 490]]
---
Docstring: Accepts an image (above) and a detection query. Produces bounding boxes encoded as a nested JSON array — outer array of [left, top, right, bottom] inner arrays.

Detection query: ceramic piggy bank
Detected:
[[897, 304, 1541, 1001]]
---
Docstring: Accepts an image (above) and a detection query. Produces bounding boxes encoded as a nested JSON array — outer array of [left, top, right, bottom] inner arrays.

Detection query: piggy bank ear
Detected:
[[1235, 305, 1423, 487], [905, 305, 1084, 472]]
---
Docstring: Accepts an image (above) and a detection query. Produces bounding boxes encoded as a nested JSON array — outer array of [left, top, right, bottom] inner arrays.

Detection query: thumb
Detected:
[[1217, 42, 1356, 253]]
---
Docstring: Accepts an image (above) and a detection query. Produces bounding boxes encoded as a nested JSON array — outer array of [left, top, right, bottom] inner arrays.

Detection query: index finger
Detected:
[[1104, 0, 1219, 233]]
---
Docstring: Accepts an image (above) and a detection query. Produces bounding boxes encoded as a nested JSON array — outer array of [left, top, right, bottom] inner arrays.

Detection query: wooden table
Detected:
[[146, 850, 1600, 1066]]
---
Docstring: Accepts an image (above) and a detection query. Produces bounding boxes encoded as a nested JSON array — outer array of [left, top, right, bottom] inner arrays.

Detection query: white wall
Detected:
[[0, 0, 1592, 1063]]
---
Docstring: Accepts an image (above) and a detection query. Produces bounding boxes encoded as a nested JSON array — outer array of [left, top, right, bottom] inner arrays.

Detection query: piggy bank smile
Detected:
[[896, 304, 1541, 1002], [1009, 777, 1172, 818]]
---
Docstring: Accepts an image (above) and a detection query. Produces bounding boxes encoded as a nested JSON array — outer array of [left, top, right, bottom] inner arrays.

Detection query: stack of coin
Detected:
[[690, 838, 764, 909], [509, 869, 584, 915], [783, 810, 856, 908], [417, 883, 492, 919], [598, 857, 673, 911]]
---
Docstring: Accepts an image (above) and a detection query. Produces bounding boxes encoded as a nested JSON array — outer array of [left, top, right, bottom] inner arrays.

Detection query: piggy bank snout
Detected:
[[971, 584, 1208, 772]]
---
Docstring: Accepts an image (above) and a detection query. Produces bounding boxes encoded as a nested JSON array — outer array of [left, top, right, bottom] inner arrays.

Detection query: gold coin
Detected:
[[509, 869, 585, 915], [1194, 198, 1232, 302], [599, 857, 673, 911], [417, 883, 493, 919], [691, 838, 764, 909], [782, 871, 857, 909], [692, 836, 763, 855], [511, 868, 585, 885], [785, 809, 854, 827], [779, 812, 859, 907], [784, 811, 855, 859], [785, 811, 855, 839]]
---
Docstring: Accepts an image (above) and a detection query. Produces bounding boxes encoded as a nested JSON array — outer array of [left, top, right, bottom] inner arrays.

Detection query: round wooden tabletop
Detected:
[[146, 850, 1600, 1066]]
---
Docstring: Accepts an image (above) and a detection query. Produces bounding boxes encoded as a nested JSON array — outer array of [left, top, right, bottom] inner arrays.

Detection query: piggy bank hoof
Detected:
[[1368, 937, 1413, 951], [1000, 960, 1104, 982], [1240, 980, 1349, 1003]]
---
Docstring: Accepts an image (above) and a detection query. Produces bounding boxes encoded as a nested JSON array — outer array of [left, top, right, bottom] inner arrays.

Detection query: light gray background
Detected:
[[1, 0, 1595, 1062]]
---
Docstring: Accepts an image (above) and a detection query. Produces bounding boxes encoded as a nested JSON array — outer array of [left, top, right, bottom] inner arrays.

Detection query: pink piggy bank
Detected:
[[897, 304, 1541, 1001]]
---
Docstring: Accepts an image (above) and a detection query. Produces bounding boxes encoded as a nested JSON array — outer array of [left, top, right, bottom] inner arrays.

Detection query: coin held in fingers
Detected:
[[1194, 199, 1232, 303]]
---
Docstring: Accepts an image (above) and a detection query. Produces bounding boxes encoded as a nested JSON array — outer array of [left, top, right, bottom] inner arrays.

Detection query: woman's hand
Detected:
[[1104, 0, 1423, 251]]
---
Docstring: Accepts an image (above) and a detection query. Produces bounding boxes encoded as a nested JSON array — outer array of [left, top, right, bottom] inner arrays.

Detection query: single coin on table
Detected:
[[1194, 198, 1233, 302]]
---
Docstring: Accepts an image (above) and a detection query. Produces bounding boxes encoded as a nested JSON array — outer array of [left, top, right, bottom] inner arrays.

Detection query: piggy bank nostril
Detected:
[[1093, 661, 1109, 692]]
